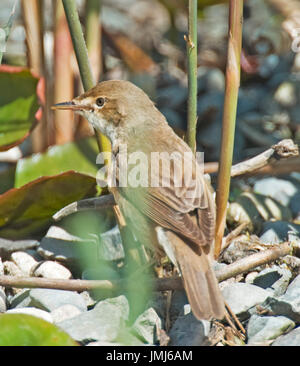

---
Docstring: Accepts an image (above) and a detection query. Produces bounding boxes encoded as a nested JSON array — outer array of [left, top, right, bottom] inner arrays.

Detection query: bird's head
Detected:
[[52, 80, 159, 144]]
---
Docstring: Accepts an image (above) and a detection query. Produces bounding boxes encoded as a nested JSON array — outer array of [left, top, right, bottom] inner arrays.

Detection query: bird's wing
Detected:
[[117, 152, 215, 248]]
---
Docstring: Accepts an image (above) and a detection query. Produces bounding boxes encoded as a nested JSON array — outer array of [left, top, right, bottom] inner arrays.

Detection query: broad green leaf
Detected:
[[0, 171, 96, 239], [0, 314, 78, 346], [0, 65, 44, 151], [15, 137, 99, 188]]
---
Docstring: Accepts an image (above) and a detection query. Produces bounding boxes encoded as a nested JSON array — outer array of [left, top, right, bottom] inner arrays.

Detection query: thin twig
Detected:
[[1, 242, 298, 293]]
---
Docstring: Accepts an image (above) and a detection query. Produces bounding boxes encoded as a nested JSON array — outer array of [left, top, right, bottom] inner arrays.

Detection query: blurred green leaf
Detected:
[[0, 66, 44, 151], [0, 171, 97, 239], [15, 137, 99, 188], [0, 313, 78, 346]]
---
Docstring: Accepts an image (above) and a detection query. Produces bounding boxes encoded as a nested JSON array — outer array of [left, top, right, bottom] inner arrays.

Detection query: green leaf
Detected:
[[0, 65, 44, 151], [0, 314, 78, 346], [15, 137, 99, 188], [0, 171, 97, 239]]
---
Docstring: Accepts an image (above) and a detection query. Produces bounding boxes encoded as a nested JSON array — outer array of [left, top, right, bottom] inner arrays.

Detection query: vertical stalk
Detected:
[[85, 0, 102, 82], [214, 0, 243, 258], [53, 0, 74, 145], [22, 0, 47, 152], [186, 0, 198, 154], [62, 0, 110, 154]]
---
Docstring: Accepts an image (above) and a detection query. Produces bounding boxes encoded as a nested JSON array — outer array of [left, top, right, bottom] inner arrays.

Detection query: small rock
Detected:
[[0, 239, 39, 260], [254, 178, 299, 206], [51, 304, 82, 324], [222, 283, 270, 320], [9, 289, 31, 309], [245, 272, 259, 284], [33, 261, 72, 279], [247, 314, 295, 345], [169, 312, 211, 346], [252, 265, 292, 296], [0, 289, 7, 313], [38, 226, 98, 265], [260, 274, 300, 322], [99, 225, 125, 261], [6, 307, 53, 323], [290, 193, 300, 220], [274, 82, 297, 107], [80, 291, 97, 308], [11, 251, 38, 276], [58, 296, 129, 343], [260, 221, 300, 244], [132, 307, 162, 344], [29, 289, 87, 312], [3, 261, 25, 277], [272, 326, 300, 346]]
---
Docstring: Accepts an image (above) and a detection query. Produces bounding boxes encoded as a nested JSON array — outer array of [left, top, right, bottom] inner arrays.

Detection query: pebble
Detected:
[[51, 304, 82, 324], [247, 314, 295, 345], [169, 312, 211, 346], [260, 274, 300, 322], [254, 178, 299, 206], [58, 296, 129, 343], [99, 225, 125, 261], [6, 307, 53, 323], [274, 82, 297, 107], [11, 251, 38, 276], [222, 283, 270, 320], [9, 289, 31, 309], [29, 289, 87, 312], [132, 307, 161, 344], [0, 239, 39, 261], [272, 326, 300, 346], [252, 265, 292, 296], [260, 221, 300, 244], [38, 226, 97, 265], [33, 261, 72, 279], [0, 289, 7, 313]]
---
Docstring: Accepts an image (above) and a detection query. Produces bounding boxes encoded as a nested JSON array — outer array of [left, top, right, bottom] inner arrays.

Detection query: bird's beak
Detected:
[[51, 101, 86, 111]]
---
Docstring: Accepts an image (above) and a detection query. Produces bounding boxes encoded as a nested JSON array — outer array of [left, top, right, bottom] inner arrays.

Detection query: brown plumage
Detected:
[[52, 80, 225, 320]]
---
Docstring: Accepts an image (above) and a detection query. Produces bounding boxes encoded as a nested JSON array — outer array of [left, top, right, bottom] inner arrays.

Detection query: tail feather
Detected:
[[161, 229, 225, 320]]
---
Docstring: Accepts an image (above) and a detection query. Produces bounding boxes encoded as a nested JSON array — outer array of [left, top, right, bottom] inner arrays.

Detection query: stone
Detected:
[[272, 326, 300, 346], [254, 178, 299, 206], [0, 289, 7, 313], [252, 265, 292, 296], [0, 239, 39, 260], [11, 251, 38, 276], [132, 307, 161, 344], [247, 314, 295, 345], [274, 82, 297, 107], [169, 312, 211, 346], [9, 289, 31, 309], [290, 192, 300, 219], [51, 304, 82, 324], [222, 283, 270, 320], [33, 261, 72, 279], [260, 275, 300, 322], [3, 261, 25, 277], [99, 225, 125, 261], [29, 289, 87, 312], [6, 308, 53, 323], [58, 296, 129, 343], [260, 221, 300, 244], [38, 226, 98, 265]]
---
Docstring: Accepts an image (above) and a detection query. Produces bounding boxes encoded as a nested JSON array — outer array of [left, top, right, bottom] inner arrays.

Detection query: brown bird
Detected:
[[53, 80, 225, 320]]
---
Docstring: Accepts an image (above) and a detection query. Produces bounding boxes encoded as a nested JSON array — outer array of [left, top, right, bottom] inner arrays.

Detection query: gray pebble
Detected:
[[272, 326, 300, 346], [0, 239, 39, 260], [29, 289, 87, 312], [260, 221, 300, 244], [222, 283, 270, 320], [132, 307, 161, 344], [254, 178, 298, 206], [33, 261, 72, 280], [51, 304, 82, 324], [247, 314, 295, 345]]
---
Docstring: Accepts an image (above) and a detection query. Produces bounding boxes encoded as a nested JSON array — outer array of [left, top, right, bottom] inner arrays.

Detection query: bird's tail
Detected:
[[157, 228, 225, 320]]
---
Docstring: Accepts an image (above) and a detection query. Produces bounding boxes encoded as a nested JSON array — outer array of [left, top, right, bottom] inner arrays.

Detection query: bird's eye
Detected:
[[96, 97, 105, 108]]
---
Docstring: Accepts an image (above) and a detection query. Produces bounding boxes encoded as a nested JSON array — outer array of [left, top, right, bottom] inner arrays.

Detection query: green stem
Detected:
[[186, 0, 198, 154], [62, 0, 110, 154], [214, 0, 243, 258]]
